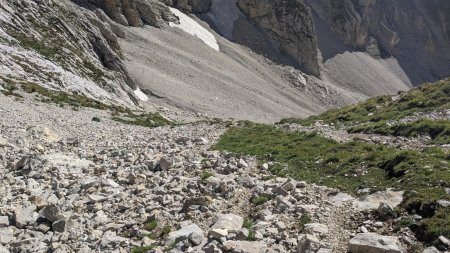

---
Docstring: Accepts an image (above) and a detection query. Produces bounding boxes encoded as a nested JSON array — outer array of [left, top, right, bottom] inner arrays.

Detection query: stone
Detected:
[[209, 228, 228, 239], [31, 196, 48, 209], [378, 202, 394, 218], [304, 223, 329, 238], [0, 216, 9, 227], [236, 228, 250, 240], [0, 244, 8, 253], [297, 234, 321, 253], [14, 155, 41, 175], [167, 224, 203, 245], [274, 221, 286, 231], [222, 240, 267, 253], [52, 220, 67, 233], [14, 205, 37, 228], [88, 194, 108, 203], [189, 230, 205, 246], [348, 233, 403, 253], [100, 231, 128, 248], [41, 204, 64, 223], [212, 214, 243, 231], [157, 157, 172, 170], [439, 235, 450, 246], [423, 246, 439, 253]]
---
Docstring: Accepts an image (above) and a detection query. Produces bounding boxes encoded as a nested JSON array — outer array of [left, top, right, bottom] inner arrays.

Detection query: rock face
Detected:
[[87, 0, 179, 27], [348, 233, 403, 253], [236, 0, 320, 76], [304, 0, 450, 86]]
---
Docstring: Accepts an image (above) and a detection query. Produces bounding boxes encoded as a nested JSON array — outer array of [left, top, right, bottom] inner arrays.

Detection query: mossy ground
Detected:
[[348, 119, 450, 145], [213, 123, 449, 243], [1, 79, 173, 129], [280, 78, 450, 127]]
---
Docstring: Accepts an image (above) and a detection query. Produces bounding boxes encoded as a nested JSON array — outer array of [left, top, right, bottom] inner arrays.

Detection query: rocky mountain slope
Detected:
[[0, 74, 449, 253], [7, 0, 450, 122]]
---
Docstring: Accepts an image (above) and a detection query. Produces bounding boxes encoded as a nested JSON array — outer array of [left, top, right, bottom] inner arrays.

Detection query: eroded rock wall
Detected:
[[305, 0, 450, 85], [236, 0, 320, 76]]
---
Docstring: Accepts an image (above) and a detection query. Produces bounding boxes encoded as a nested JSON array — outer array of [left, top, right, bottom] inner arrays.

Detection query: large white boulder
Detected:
[[348, 233, 403, 253]]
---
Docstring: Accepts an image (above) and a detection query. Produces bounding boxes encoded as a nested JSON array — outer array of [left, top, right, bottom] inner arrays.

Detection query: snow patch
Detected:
[[134, 88, 149, 102], [169, 7, 220, 51]]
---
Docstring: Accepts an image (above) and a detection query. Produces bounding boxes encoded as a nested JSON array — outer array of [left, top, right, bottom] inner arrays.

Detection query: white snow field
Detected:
[[169, 7, 220, 51]]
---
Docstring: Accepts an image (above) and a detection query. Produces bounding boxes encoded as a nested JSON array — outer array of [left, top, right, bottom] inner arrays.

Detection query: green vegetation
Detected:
[[201, 170, 214, 181], [131, 246, 154, 253], [348, 119, 450, 145], [243, 218, 255, 241], [17, 81, 172, 128], [298, 212, 311, 231], [142, 218, 171, 240], [250, 195, 271, 206], [145, 220, 158, 231], [280, 79, 450, 127], [213, 123, 450, 243]]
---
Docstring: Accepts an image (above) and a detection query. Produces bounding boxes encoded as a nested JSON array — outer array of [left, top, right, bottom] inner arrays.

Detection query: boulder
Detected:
[[297, 234, 321, 253], [41, 204, 64, 223], [222, 240, 267, 253], [304, 223, 329, 238], [348, 233, 403, 253], [14, 205, 37, 229], [211, 214, 243, 231], [423, 247, 439, 253], [166, 224, 204, 245]]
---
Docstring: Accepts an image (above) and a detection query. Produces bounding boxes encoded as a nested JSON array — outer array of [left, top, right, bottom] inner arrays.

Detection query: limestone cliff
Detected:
[[305, 0, 450, 86], [236, 0, 320, 77]]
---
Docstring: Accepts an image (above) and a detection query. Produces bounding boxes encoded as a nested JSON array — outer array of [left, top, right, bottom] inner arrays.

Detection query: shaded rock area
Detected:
[[236, 0, 320, 76], [305, 0, 450, 86]]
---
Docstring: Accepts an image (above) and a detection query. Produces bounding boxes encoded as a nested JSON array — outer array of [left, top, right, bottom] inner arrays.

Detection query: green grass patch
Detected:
[[243, 218, 255, 241], [131, 246, 154, 253], [201, 170, 214, 180], [280, 79, 450, 126], [250, 195, 271, 206], [298, 212, 312, 231], [213, 124, 450, 242], [145, 220, 158, 231], [18, 82, 172, 128], [348, 119, 450, 145]]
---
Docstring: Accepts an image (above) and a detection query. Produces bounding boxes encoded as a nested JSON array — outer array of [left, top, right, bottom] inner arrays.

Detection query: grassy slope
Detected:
[[0, 80, 173, 128], [214, 79, 450, 244], [280, 78, 450, 126]]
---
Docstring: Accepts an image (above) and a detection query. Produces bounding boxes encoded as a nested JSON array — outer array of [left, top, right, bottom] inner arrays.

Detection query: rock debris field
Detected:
[[0, 94, 435, 253]]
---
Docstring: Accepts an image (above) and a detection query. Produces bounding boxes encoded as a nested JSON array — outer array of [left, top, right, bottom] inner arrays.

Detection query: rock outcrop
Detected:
[[0, 0, 139, 106], [236, 0, 320, 76], [304, 0, 450, 86], [87, 0, 179, 27]]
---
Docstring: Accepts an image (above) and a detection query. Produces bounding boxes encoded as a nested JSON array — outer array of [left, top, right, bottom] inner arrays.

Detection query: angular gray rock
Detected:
[[41, 204, 64, 223], [166, 224, 203, 245], [297, 234, 321, 253], [348, 233, 403, 253], [211, 214, 243, 231], [222, 240, 267, 253], [14, 205, 37, 229]]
